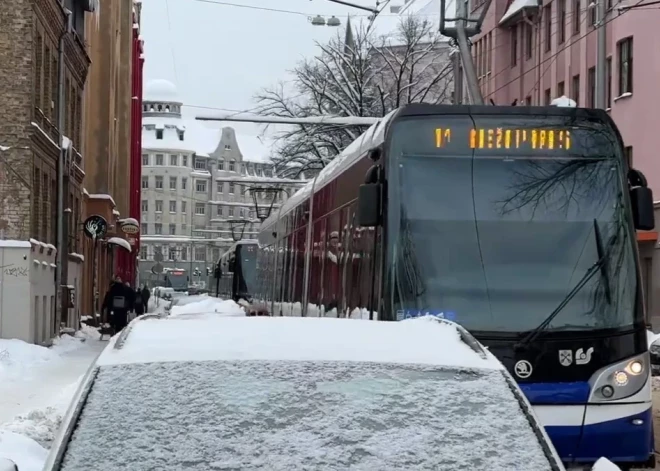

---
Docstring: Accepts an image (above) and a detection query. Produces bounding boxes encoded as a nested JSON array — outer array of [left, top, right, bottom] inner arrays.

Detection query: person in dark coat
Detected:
[[102, 276, 132, 333], [133, 287, 145, 316], [141, 285, 150, 313]]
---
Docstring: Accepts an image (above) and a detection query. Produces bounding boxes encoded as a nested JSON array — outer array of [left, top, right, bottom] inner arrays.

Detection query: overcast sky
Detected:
[[139, 0, 442, 139]]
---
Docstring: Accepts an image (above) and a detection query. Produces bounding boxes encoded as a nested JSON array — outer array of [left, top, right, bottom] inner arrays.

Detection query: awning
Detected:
[[499, 0, 539, 25], [107, 237, 132, 252]]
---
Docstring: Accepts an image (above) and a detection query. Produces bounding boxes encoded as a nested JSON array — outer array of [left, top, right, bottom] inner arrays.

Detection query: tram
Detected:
[[255, 103, 656, 468]]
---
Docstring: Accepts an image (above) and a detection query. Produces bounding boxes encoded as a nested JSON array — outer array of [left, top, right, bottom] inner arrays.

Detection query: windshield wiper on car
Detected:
[[515, 222, 613, 350], [593, 219, 612, 305]]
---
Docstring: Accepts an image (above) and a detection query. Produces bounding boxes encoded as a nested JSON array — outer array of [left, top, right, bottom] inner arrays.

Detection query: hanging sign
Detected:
[[120, 219, 140, 235], [83, 215, 108, 240]]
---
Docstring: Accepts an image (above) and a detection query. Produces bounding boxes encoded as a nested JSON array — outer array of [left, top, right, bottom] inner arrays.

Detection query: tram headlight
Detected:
[[588, 352, 649, 403]]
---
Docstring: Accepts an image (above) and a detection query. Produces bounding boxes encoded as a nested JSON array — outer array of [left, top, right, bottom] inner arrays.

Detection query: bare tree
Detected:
[[255, 16, 454, 178]]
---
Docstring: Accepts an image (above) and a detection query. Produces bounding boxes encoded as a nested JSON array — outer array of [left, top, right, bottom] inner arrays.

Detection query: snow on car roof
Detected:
[[59, 360, 556, 471], [96, 315, 504, 371]]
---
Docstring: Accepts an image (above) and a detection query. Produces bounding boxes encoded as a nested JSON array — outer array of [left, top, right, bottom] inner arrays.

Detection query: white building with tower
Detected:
[[139, 79, 305, 288]]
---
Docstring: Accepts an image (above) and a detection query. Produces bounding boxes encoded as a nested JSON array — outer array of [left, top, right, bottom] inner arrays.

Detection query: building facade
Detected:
[[139, 80, 305, 289], [0, 0, 93, 342], [79, 0, 143, 322]]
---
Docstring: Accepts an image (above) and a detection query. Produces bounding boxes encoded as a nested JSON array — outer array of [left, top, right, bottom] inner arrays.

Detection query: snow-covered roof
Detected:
[[144, 79, 181, 103], [499, 0, 539, 24], [97, 315, 502, 369], [142, 116, 272, 161]]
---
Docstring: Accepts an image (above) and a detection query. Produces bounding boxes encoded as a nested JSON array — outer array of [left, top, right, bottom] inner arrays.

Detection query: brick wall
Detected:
[[0, 0, 35, 239]]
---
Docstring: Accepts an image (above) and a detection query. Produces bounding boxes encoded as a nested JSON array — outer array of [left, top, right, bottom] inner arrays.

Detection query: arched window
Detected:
[[218, 159, 225, 170]]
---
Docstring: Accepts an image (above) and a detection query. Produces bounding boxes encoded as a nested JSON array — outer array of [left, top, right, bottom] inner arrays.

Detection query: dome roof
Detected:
[[144, 79, 180, 102]]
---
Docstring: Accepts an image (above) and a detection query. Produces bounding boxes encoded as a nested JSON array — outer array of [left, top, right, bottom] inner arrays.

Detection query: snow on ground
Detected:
[[0, 430, 49, 471], [169, 296, 245, 317], [0, 332, 105, 453]]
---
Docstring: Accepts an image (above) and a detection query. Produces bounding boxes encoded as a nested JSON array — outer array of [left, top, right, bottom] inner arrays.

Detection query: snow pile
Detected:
[[169, 297, 245, 317], [591, 457, 621, 471], [1, 376, 83, 448], [76, 323, 101, 341], [0, 340, 61, 379], [0, 431, 48, 471], [647, 329, 660, 348]]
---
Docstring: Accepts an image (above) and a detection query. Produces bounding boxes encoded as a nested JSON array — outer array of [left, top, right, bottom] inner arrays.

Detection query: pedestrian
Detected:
[[133, 287, 145, 316], [141, 284, 150, 313], [102, 276, 131, 334]]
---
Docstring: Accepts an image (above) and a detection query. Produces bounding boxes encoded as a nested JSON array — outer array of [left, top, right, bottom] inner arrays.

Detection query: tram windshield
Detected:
[[386, 115, 639, 333]]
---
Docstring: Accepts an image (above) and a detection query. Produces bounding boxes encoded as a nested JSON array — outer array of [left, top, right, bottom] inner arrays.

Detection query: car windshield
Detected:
[[387, 115, 637, 333], [59, 360, 555, 470]]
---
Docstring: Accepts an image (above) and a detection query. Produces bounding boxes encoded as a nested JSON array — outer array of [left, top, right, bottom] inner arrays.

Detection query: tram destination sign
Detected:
[[399, 116, 616, 158]]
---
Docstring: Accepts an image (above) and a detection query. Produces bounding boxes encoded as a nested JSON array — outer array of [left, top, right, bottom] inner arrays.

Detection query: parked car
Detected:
[[42, 314, 621, 471]]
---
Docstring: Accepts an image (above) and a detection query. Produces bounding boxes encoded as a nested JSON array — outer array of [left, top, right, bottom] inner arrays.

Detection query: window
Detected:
[[217, 206, 223, 216], [155, 176, 164, 189], [624, 146, 633, 168], [141, 177, 149, 189], [177, 130, 184, 141], [195, 159, 206, 170], [606, 57, 612, 108], [249, 210, 255, 219], [557, 81, 565, 97], [524, 23, 533, 60], [139, 246, 147, 260], [218, 159, 224, 170], [155, 223, 162, 235], [544, 5, 552, 51], [180, 247, 187, 261], [229, 160, 236, 172], [229, 183, 235, 194], [544, 88, 552, 105], [571, 74, 580, 105], [155, 200, 163, 212], [572, 0, 580, 35], [195, 247, 206, 261], [525, 96, 532, 106], [196, 180, 207, 192], [169, 223, 176, 235], [587, 67, 596, 108], [224, 144, 231, 150], [217, 182, 224, 193], [142, 223, 148, 235], [141, 200, 148, 212], [169, 176, 177, 190], [169, 200, 176, 213], [510, 25, 518, 66], [156, 154, 164, 165], [170, 154, 177, 166], [182, 156, 188, 167], [142, 154, 149, 165], [213, 248, 221, 261], [181, 201, 187, 213], [558, 0, 566, 43], [228, 207, 234, 217], [617, 37, 633, 95], [182, 223, 187, 234], [168, 246, 176, 260], [590, 3, 597, 26], [195, 203, 205, 215], [156, 129, 163, 140]]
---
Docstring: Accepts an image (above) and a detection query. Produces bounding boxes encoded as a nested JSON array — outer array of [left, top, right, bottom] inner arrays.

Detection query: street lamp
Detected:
[[227, 218, 251, 242], [246, 186, 288, 222], [310, 15, 341, 26]]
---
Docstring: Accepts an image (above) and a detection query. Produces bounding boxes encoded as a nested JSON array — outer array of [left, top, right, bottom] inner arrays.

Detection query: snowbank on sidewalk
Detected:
[[1, 375, 83, 448], [0, 336, 88, 380], [0, 431, 47, 471], [170, 297, 245, 317]]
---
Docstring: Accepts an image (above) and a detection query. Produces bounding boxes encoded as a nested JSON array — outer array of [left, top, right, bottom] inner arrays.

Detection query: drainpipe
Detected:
[[55, 10, 72, 335], [522, 11, 540, 104]]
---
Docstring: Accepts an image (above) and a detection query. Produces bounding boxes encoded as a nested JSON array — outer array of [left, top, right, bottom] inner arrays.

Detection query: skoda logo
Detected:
[[514, 360, 533, 379]]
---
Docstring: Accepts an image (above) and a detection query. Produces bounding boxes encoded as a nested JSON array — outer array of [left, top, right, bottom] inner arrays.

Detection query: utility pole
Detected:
[[595, 0, 607, 108], [451, 50, 464, 104], [455, 0, 483, 104], [440, 0, 492, 105], [56, 10, 72, 335]]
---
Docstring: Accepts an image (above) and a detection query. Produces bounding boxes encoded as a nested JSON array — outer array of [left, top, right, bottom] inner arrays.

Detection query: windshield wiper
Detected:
[[515, 227, 611, 350], [593, 219, 612, 305]]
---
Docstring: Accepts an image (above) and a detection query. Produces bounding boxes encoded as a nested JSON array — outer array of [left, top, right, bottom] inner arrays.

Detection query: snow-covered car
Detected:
[[41, 314, 620, 471]]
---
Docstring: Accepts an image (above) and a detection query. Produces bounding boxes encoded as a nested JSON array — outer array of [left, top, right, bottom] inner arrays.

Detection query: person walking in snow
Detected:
[[141, 285, 150, 312], [102, 276, 131, 333], [133, 287, 145, 316]]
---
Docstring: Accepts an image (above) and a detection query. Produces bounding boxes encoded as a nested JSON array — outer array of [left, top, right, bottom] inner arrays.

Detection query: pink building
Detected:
[[472, 0, 660, 193]]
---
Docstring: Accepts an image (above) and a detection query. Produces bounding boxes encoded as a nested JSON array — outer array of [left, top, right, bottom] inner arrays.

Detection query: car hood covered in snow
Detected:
[[54, 360, 560, 471]]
